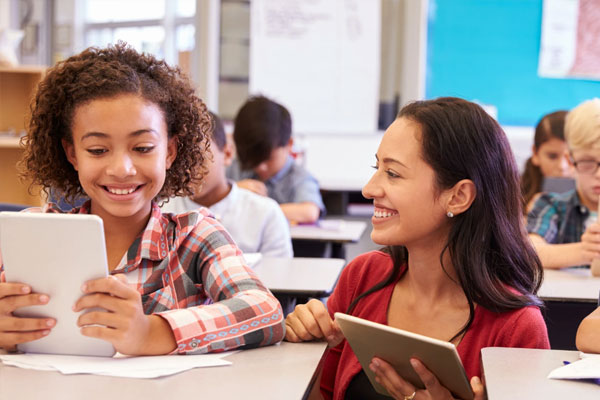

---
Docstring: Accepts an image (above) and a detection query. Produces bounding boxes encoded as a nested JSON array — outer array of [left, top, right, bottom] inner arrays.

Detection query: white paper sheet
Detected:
[[547, 356, 600, 380], [0, 351, 235, 379]]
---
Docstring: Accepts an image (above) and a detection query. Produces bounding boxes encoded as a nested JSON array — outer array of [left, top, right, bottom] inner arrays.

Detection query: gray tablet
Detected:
[[335, 312, 473, 399], [0, 212, 115, 357]]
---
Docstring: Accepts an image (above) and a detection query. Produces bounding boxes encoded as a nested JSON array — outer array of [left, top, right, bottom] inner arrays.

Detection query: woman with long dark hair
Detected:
[[285, 97, 549, 400]]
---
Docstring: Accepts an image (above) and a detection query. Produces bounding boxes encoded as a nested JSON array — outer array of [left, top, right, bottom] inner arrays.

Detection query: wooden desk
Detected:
[[0, 341, 327, 400], [539, 269, 600, 350], [290, 219, 367, 258], [254, 257, 346, 297], [481, 347, 599, 399]]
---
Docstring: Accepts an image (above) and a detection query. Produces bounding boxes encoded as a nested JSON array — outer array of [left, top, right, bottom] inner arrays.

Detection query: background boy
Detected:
[[162, 112, 293, 258], [528, 98, 600, 269], [227, 96, 325, 224]]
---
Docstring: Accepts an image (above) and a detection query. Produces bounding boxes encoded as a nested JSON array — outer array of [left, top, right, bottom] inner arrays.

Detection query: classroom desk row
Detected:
[[0, 342, 328, 400]]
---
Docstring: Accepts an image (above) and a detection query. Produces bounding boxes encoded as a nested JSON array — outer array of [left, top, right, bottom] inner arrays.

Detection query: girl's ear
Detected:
[[445, 179, 476, 217], [166, 137, 178, 169], [62, 139, 78, 171]]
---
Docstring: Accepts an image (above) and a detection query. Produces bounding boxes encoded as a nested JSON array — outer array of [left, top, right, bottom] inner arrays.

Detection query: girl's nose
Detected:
[[107, 153, 136, 177]]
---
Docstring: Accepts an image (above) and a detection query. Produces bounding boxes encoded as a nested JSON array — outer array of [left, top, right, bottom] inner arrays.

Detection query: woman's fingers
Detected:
[[369, 357, 416, 400]]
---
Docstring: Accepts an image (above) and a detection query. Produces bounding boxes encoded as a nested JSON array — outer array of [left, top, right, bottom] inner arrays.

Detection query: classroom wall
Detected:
[[426, 0, 600, 127]]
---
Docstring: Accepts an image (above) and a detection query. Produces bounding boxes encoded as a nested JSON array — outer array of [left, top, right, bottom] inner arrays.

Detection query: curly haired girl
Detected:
[[0, 42, 285, 355]]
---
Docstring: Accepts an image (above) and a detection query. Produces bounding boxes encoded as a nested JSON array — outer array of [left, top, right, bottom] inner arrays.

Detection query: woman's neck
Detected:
[[403, 239, 466, 306]]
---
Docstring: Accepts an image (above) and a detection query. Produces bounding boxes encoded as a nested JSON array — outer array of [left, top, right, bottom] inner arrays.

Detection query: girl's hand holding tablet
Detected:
[[73, 274, 176, 355], [0, 282, 55, 349]]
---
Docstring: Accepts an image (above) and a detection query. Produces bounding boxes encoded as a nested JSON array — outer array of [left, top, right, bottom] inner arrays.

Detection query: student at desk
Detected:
[[226, 95, 325, 224], [285, 97, 549, 400], [161, 111, 293, 258], [0, 43, 285, 355], [528, 99, 600, 269]]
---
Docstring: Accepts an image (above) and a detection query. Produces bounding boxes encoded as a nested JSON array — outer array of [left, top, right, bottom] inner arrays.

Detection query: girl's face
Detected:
[[532, 138, 571, 178], [362, 118, 451, 248], [64, 94, 177, 222]]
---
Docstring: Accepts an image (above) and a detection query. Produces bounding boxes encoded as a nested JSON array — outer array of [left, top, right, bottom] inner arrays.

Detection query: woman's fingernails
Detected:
[[46, 319, 55, 327], [21, 286, 30, 294], [39, 295, 49, 303]]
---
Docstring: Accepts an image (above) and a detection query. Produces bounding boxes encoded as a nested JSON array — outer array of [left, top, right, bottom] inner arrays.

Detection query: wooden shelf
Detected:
[[0, 66, 46, 206]]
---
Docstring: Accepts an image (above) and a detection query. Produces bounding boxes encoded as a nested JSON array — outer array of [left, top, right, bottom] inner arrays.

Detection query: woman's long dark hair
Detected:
[[347, 97, 544, 341], [521, 110, 568, 209]]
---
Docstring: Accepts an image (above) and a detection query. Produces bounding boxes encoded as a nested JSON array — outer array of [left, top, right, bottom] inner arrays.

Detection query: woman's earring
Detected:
[[447, 211, 454, 218]]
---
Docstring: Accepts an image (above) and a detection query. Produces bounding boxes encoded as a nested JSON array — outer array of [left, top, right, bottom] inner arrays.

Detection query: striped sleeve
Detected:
[[156, 219, 285, 354]]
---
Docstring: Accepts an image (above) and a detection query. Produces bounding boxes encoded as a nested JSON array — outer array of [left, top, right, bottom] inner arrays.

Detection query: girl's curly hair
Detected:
[[20, 41, 211, 203]]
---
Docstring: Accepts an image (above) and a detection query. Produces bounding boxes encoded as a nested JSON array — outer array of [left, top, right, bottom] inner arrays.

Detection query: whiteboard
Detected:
[[249, 0, 380, 134]]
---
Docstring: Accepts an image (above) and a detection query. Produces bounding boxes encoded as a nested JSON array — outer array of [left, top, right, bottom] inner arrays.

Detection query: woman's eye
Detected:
[[386, 170, 400, 178], [86, 148, 106, 155], [371, 164, 379, 170]]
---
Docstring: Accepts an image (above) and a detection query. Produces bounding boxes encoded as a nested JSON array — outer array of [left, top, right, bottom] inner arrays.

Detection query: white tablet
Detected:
[[0, 212, 115, 357], [335, 312, 473, 400]]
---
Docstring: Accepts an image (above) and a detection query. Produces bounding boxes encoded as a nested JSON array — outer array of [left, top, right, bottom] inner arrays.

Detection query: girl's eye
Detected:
[[546, 153, 559, 160], [87, 148, 106, 155], [371, 164, 379, 170], [134, 146, 155, 153]]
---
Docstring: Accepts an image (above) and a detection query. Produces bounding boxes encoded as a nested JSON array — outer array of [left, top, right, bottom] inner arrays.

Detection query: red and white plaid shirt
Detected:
[[1, 201, 285, 354]]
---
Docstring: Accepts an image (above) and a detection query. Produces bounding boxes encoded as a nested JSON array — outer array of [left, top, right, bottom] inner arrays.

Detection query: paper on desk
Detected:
[[0, 351, 234, 378], [547, 356, 600, 380]]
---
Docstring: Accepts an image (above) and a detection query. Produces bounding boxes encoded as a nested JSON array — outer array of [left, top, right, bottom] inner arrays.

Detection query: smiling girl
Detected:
[[0, 43, 285, 355], [285, 97, 549, 400]]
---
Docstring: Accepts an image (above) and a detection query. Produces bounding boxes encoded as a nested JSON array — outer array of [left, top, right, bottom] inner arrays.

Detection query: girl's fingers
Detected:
[[81, 276, 136, 300], [0, 293, 50, 314], [0, 329, 51, 346], [77, 310, 124, 330], [0, 283, 31, 299], [285, 311, 317, 341], [0, 315, 55, 332]]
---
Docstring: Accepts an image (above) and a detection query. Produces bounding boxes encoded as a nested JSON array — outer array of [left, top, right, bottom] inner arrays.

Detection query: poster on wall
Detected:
[[249, 0, 381, 134], [538, 0, 600, 80]]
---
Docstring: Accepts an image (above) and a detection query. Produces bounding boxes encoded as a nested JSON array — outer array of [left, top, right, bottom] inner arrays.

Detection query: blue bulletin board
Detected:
[[426, 0, 600, 126]]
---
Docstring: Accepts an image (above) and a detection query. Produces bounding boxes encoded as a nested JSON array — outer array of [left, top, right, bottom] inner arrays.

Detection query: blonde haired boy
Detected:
[[527, 98, 600, 268]]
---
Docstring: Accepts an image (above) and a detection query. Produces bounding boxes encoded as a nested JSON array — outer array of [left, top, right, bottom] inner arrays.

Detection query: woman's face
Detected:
[[362, 118, 451, 249], [532, 138, 571, 178]]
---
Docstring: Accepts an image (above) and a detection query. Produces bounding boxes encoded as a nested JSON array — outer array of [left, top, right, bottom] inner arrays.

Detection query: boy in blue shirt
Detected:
[[227, 96, 325, 224]]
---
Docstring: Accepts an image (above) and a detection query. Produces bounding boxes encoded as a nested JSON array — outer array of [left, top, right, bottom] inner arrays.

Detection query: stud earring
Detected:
[[447, 211, 454, 218]]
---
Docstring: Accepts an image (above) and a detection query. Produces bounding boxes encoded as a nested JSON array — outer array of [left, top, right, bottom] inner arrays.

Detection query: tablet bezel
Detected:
[[335, 312, 473, 399], [0, 211, 116, 357]]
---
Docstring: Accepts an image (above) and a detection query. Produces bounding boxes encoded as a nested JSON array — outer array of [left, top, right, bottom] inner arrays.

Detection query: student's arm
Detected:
[[576, 306, 600, 353], [280, 202, 320, 224], [529, 222, 600, 269], [153, 223, 285, 355]]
